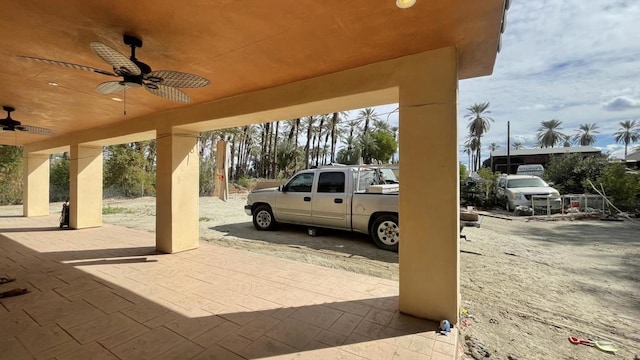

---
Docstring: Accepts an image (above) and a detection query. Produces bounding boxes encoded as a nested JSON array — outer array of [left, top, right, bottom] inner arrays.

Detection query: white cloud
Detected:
[[602, 144, 626, 159], [455, 0, 640, 160], [367, 1, 640, 164], [602, 96, 640, 111], [518, 104, 548, 111]]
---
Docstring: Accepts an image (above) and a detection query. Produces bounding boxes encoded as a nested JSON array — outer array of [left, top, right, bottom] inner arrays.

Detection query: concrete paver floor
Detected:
[[0, 215, 457, 359]]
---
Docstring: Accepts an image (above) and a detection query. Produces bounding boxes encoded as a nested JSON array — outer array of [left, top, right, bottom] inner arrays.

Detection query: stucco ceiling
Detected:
[[0, 0, 505, 146]]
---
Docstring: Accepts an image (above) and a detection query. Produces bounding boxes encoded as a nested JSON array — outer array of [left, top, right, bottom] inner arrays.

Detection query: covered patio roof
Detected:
[[0, 0, 505, 146]]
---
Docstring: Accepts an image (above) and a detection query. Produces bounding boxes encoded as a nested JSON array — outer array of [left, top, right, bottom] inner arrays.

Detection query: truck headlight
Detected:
[[509, 191, 521, 200]]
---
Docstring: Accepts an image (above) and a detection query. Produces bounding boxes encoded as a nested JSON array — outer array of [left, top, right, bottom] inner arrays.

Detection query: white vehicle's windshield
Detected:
[[507, 178, 547, 188]]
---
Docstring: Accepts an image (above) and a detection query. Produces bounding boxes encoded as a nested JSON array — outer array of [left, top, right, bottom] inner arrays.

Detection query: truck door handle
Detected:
[[334, 198, 343, 204], [304, 197, 311, 202]]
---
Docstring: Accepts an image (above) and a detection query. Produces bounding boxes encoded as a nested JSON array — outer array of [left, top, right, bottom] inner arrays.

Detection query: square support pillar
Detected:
[[398, 47, 460, 323], [23, 153, 50, 217], [70, 145, 103, 229], [156, 130, 199, 253]]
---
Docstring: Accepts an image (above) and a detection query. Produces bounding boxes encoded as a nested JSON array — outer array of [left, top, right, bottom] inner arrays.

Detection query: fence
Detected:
[[531, 194, 606, 216]]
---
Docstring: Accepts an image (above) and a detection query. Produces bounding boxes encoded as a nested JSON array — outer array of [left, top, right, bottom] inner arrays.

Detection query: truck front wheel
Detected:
[[371, 215, 399, 252], [253, 205, 277, 231]]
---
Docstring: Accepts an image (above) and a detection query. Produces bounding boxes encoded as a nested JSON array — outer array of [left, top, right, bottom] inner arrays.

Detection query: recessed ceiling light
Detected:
[[48, 82, 59, 86], [396, 0, 416, 8], [111, 97, 123, 102]]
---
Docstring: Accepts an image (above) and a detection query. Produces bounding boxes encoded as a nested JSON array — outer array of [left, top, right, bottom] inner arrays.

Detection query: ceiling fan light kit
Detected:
[[20, 34, 211, 104]]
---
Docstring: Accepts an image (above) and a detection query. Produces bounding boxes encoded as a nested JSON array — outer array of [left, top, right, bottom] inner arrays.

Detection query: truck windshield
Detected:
[[507, 178, 547, 188]]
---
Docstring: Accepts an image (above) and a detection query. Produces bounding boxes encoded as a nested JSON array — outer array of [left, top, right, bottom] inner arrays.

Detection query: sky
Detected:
[[370, 0, 640, 164]]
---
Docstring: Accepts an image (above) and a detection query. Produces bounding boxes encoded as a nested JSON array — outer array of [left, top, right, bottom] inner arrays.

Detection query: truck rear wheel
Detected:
[[371, 214, 399, 252], [253, 205, 277, 231]]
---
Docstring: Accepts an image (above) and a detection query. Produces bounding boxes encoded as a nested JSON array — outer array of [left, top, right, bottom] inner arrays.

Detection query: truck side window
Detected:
[[317, 172, 345, 193], [286, 173, 314, 192]]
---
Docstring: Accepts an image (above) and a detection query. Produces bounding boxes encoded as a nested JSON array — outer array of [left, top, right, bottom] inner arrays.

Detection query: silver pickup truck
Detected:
[[244, 166, 400, 251]]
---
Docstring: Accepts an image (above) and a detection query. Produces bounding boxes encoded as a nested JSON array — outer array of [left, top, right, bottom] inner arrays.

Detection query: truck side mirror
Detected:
[[279, 185, 286, 192]]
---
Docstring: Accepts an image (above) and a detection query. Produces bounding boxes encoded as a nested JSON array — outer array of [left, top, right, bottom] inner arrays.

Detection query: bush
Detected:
[[476, 167, 501, 206], [237, 177, 251, 189], [104, 145, 155, 197], [50, 153, 70, 202], [544, 154, 608, 194], [200, 160, 215, 196], [0, 146, 23, 205], [597, 163, 640, 212]]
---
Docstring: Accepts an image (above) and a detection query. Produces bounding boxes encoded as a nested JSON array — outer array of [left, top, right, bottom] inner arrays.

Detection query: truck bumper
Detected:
[[244, 205, 252, 216]]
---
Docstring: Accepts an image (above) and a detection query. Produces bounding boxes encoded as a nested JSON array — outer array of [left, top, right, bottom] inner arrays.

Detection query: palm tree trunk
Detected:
[[230, 133, 237, 180], [294, 118, 300, 170], [287, 120, 296, 145], [304, 117, 313, 168], [315, 116, 325, 167], [323, 129, 330, 165], [272, 121, 279, 177], [266, 123, 273, 178], [330, 112, 338, 163]]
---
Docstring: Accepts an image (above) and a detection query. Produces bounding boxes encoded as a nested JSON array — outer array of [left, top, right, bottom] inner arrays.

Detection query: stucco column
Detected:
[[155, 129, 199, 253], [69, 145, 103, 229], [23, 153, 50, 217], [398, 46, 460, 323]]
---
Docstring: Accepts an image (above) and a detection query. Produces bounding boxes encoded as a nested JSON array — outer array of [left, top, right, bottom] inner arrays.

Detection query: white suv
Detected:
[[496, 175, 561, 212]]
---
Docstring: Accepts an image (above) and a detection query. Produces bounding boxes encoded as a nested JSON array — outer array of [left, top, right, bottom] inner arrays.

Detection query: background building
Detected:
[[490, 146, 602, 174]]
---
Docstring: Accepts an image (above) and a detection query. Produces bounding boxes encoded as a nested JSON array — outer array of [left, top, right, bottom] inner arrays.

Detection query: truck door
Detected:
[[274, 172, 314, 225], [312, 171, 348, 229]]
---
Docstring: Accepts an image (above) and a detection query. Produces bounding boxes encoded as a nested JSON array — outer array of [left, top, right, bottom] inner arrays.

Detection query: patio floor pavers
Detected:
[[0, 214, 457, 359]]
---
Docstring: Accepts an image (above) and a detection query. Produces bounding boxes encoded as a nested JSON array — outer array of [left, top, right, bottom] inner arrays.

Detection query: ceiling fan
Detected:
[[20, 35, 210, 104], [1, 106, 53, 135]]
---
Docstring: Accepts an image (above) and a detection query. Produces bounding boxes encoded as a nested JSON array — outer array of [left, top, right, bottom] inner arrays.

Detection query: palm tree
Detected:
[[487, 142, 500, 152], [536, 119, 567, 148], [464, 134, 480, 171], [328, 112, 347, 163], [358, 108, 379, 137], [512, 141, 524, 150], [303, 116, 315, 168], [463, 144, 473, 171], [573, 123, 599, 146], [465, 102, 493, 171], [372, 118, 390, 132], [613, 120, 640, 158], [314, 114, 328, 166], [390, 125, 399, 163], [360, 133, 378, 164]]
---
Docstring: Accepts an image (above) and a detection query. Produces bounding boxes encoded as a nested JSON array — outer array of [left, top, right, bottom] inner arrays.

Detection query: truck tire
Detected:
[[253, 205, 277, 231], [371, 214, 399, 252]]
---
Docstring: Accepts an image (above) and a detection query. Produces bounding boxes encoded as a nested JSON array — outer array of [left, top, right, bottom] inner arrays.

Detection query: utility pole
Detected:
[[506, 121, 511, 174]]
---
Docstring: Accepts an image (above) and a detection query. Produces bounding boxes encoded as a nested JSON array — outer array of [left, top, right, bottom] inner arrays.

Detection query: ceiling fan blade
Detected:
[[17, 125, 54, 136], [90, 42, 141, 76], [144, 84, 192, 103], [145, 70, 210, 88], [18, 56, 117, 76], [96, 81, 126, 94]]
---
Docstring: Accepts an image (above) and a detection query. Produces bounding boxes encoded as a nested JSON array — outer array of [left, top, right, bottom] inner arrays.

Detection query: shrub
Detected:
[[597, 163, 640, 212], [544, 154, 608, 194], [237, 177, 251, 189]]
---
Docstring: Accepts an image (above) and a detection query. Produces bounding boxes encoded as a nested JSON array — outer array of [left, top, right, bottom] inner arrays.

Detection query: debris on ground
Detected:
[[465, 335, 492, 359]]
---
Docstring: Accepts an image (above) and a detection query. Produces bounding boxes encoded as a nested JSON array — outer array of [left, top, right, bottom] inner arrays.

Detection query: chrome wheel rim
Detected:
[[256, 210, 272, 228], [377, 220, 399, 246]]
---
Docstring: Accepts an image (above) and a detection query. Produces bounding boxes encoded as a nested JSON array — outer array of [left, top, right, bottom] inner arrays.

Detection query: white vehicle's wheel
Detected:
[[371, 215, 399, 252], [253, 205, 277, 231]]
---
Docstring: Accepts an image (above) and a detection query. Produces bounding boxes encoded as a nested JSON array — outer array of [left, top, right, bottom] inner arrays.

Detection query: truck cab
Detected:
[[245, 166, 400, 251]]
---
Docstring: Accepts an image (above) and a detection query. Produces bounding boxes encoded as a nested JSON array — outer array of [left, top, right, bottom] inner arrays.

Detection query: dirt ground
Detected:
[[2, 194, 639, 359]]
